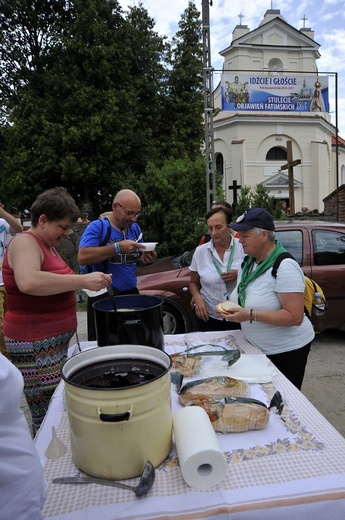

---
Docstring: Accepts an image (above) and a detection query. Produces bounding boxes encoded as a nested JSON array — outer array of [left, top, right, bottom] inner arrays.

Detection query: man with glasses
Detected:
[[78, 189, 157, 340]]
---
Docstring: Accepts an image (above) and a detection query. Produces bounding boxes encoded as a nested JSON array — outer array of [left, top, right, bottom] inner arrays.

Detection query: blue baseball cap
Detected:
[[229, 208, 275, 231]]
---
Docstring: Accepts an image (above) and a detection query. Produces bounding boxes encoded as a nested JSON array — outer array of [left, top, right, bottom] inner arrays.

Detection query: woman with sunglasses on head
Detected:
[[78, 189, 157, 340], [2, 187, 111, 435]]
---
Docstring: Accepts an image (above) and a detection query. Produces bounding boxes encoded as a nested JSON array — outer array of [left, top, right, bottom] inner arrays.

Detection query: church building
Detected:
[[212, 9, 345, 213]]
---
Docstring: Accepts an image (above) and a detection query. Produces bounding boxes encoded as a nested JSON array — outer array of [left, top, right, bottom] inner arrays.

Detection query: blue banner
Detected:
[[221, 74, 329, 113]]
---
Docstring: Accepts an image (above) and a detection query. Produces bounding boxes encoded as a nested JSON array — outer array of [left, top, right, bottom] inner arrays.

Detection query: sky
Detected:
[[118, 0, 345, 137]]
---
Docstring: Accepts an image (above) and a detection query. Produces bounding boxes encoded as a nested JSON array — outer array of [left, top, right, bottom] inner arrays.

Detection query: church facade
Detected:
[[212, 9, 345, 213]]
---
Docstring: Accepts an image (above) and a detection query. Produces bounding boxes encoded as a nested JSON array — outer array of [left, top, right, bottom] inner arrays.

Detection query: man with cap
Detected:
[[217, 208, 314, 390]]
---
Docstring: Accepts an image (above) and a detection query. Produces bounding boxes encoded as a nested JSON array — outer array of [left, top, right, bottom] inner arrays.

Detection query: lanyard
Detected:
[[209, 239, 236, 278]]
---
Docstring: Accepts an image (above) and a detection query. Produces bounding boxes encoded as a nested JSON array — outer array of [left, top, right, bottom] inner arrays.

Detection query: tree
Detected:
[[0, 1, 144, 211], [0, 0, 209, 240], [125, 156, 207, 256], [234, 184, 283, 220], [123, 3, 167, 172], [0, 1, 171, 214], [161, 1, 204, 160], [0, 0, 69, 123]]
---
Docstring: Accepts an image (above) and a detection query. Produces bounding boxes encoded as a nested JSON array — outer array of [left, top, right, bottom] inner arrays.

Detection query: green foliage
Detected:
[[234, 185, 253, 218], [124, 155, 207, 256], [0, 0, 206, 222], [234, 184, 283, 220], [161, 1, 204, 160]]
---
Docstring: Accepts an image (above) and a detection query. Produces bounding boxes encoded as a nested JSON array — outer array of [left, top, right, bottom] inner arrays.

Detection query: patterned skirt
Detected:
[[5, 329, 75, 436]]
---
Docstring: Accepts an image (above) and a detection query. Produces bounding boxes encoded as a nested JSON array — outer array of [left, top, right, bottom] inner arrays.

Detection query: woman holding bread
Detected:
[[189, 205, 244, 332], [218, 208, 314, 389]]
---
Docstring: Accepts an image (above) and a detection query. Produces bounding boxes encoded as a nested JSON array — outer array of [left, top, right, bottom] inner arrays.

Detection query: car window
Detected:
[[275, 230, 303, 265], [312, 230, 345, 265]]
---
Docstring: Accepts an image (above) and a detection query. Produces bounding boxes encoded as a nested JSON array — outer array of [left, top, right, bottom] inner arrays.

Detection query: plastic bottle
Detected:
[[313, 291, 325, 314]]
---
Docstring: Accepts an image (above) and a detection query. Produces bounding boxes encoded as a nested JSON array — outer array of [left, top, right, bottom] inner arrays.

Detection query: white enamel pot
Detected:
[[61, 344, 172, 480]]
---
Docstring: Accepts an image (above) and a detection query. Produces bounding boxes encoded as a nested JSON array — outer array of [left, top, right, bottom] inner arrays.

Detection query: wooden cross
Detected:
[[280, 140, 301, 215], [228, 180, 242, 210]]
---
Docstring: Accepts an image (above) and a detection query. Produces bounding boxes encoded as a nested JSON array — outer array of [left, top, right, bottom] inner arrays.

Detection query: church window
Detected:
[[266, 147, 287, 161]]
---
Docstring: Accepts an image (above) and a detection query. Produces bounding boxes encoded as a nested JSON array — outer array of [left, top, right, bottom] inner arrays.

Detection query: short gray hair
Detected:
[[252, 227, 275, 241]]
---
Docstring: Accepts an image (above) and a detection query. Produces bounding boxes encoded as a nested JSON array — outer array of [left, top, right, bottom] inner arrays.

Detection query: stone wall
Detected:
[[323, 185, 345, 222]]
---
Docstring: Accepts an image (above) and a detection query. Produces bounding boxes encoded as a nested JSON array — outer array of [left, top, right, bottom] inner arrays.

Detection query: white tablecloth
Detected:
[[35, 331, 345, 519]]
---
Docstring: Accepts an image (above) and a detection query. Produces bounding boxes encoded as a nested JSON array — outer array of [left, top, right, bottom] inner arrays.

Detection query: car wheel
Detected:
[[162, 304, 185, 335]]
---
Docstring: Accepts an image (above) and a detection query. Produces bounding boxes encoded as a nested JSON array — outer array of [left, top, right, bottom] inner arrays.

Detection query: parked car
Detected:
[[137, 221, 345, 334]]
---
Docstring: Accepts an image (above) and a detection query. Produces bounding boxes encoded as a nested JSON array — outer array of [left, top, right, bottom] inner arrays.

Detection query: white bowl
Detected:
[[137, 242, 158, 251]]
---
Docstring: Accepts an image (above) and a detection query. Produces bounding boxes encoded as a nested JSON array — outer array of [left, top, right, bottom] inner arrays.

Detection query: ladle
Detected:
[[53, 460, 155, 497], [107, 283, 117, 313]]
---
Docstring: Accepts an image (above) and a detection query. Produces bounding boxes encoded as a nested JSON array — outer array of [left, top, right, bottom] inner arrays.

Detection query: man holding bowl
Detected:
[[78, 189, 157, 340]]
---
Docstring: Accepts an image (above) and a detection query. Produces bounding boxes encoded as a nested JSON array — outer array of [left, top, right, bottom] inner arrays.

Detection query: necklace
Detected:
[[209, 239, 236, 279]]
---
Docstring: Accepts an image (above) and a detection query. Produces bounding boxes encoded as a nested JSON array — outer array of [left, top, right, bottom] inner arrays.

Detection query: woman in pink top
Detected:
[[2, 187, 111, 435]]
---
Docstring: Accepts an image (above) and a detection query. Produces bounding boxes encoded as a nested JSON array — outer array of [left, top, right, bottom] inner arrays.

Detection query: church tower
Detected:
[[212, 9, 342, 212]]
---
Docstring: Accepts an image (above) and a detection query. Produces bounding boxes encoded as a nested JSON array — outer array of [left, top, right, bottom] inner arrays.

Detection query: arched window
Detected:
[[216, 153, 224, 175], [268, 58, 283, 74], [266, 147, 287, 161]]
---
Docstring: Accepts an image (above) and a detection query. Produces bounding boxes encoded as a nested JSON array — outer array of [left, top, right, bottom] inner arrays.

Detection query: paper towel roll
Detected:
[[173, 406, 227, 489]]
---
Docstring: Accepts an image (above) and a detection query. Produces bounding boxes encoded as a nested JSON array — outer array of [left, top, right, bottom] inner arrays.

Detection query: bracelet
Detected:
[[114, 242, 121, 255], [250, 308, 253, 323]]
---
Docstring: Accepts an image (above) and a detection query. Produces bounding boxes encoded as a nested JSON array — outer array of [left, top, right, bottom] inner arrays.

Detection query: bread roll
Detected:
[[216, 300, 242, 314], [190, 398, 269, 433], [178, 376, 248, 406]]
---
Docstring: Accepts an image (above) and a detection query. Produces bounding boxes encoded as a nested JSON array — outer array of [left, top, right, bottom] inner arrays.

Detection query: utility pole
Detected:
[[202, 0, 216, 211]]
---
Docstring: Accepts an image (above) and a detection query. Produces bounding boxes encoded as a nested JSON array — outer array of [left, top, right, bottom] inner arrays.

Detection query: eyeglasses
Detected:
[[57, 224, 71, 233], [116, 202, 141, 218]]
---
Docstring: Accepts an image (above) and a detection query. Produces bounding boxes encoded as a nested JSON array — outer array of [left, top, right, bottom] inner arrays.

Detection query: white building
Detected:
[[212, 9, 345, 214]]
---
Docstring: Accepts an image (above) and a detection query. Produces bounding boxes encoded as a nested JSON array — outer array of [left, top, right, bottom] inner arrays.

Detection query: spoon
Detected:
[[53, 460, 155, 497], [107, 283, 117, 313]]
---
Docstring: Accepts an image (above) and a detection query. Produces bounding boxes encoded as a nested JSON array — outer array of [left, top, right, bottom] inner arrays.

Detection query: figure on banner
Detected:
[[309, 80, 326, 112], [225, 76, 249, 106]]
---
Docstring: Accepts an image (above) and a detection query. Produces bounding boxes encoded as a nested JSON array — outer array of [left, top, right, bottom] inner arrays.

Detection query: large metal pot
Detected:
[[93, 295, 164, 350], [61, 345, 172, 480]]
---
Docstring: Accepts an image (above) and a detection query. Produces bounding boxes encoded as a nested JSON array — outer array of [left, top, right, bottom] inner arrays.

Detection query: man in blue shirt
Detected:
[[78, 189, 157, 340]]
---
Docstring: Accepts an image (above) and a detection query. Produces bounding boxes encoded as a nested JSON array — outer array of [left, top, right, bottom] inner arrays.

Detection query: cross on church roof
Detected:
[[238, 12, 244, 26], [301, 15, 308, 28]]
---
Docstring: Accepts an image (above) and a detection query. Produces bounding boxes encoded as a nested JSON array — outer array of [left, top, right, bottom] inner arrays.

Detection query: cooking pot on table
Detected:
[[61, 344, 172, 480], [93, 295, 164, 350]]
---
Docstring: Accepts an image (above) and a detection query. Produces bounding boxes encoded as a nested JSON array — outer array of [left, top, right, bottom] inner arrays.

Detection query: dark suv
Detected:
[[137, 221, 345, 334]]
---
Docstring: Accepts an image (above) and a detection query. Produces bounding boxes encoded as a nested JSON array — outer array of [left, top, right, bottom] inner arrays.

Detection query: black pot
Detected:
[[92, 295, 164, 350]]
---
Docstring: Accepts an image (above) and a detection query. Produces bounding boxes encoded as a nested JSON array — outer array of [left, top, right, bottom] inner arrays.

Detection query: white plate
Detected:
[[136, 242, 158, 251], [83, 287, 108, 298]]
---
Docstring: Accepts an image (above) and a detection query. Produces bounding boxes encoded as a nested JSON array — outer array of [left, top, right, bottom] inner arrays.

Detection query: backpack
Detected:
[[271, 252, 327, 334], [241, 252, 327, 334], [79, 218, 111, 274]]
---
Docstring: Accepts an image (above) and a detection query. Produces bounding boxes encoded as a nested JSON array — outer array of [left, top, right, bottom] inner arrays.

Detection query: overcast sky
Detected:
[[118, 0, 345, 136]]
